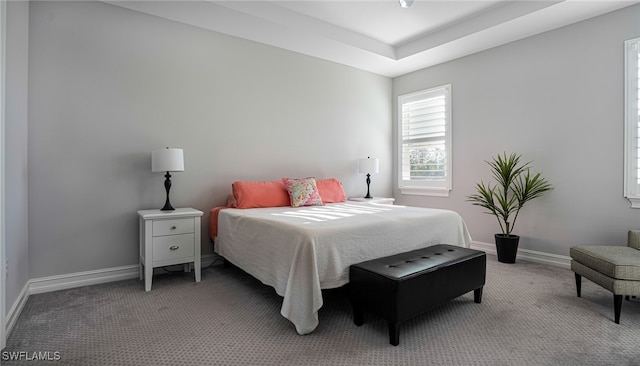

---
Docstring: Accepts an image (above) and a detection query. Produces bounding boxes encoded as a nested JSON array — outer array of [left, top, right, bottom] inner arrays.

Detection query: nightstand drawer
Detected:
[[152, 234, 195, 261], [153, 218, 194, 236]]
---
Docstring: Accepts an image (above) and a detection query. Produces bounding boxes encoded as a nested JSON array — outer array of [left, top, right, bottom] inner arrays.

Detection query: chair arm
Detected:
[[628, 230, 640, 249]]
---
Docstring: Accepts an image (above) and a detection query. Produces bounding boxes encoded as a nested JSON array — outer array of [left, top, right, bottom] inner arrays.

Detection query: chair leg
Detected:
[[574, 273, 582, 297], [614, 295, 622, 324]]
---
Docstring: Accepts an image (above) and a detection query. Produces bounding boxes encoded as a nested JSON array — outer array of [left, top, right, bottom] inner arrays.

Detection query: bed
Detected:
[[210, 179, 472, 335]]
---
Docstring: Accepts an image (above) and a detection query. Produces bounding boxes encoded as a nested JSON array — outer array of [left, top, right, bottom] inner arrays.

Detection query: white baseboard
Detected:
[[28, 254, 221, 295], [5, 282, 29, 337], [29, 264, 141, 295], [470, 241, 571, 269]]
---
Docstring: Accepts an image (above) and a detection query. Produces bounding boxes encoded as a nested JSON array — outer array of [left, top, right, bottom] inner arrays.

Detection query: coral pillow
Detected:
[[282, 177, 324, 207], [316, 178, 347, 203], [231, 181, 290, 208]]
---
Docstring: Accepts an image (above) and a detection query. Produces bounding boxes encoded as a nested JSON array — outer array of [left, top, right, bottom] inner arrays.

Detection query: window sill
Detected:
[[399, 187, 450, 197], [627, 196, 640, 208]]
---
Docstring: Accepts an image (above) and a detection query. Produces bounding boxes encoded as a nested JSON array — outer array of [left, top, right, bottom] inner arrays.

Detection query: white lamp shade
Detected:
[[359, 157, 379, 174], [152, 148, 184, 173]]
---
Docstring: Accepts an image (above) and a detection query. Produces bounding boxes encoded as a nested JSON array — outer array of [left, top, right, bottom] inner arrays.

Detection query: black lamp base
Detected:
[[161, 201, 175, 211], [364, 173, 372, 199], [161, 171, 175, 211]]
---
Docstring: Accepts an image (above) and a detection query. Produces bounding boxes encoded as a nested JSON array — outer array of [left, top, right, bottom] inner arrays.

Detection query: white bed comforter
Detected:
[[215, 202, 472, 334]]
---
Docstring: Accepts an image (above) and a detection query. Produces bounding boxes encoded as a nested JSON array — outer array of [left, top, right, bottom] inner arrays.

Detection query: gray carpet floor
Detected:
[[4, 255, 640, 365]]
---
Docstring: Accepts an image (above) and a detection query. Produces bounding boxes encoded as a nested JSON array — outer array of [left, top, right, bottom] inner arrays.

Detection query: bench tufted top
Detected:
[[350, 244, 485, 280]]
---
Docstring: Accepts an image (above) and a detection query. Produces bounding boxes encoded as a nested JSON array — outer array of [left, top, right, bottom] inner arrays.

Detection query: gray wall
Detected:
[[27, 1, 392, 278], [393, 4, 640, 256], [6, 0, 29, 317], [20, 1, 640, 283]]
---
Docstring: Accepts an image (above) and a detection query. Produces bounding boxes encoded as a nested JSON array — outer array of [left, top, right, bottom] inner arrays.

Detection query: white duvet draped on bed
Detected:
[[215, 202, 472, 335]]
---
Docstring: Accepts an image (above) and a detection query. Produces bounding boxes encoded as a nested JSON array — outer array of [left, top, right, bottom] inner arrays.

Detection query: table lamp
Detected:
[[359, 156, 379, 199], [152, 147, 184, 211]]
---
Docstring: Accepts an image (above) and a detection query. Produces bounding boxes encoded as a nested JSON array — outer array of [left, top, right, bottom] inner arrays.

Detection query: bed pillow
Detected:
[[231, 181, 291, 209], [282, 177, 324, 207], [316, 178, 347, 203]]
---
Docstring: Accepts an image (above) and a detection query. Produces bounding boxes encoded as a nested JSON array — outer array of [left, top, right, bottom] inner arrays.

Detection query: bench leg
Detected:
[[474, 287, 483, 303], [353, 306, 364, 326], [389, 322, 399, 346], [614, 295, 622, 324], [575, 273, 582, 297]]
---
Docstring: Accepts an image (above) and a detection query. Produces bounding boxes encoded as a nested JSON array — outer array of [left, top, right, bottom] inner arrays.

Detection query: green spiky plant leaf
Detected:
[[467, 152, 553, 237]]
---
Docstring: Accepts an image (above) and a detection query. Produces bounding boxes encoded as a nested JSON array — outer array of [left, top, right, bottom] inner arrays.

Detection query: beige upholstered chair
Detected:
[[570, 230, 640, 324]]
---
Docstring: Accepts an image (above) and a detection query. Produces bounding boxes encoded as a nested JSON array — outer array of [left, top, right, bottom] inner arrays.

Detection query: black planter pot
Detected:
[[495, 234, 520, 263]]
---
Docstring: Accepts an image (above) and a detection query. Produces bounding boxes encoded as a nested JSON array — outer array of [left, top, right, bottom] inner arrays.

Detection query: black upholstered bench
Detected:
[[349, 244, 486, 346]]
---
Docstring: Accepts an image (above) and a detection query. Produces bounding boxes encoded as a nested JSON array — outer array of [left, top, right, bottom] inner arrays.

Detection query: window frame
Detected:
[[397, 84, 452, 197], [624, 37, 640, 208], [0, 0, 5, 350]]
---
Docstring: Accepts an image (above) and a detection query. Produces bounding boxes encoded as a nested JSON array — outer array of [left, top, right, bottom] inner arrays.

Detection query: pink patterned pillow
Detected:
[[282, 177, 324, 207]]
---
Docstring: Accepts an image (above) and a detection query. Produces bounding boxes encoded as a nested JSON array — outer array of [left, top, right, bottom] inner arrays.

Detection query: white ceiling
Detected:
[[108, 0, 639, 77]]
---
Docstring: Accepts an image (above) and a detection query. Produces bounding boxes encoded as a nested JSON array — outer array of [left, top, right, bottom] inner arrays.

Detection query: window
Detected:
[[398, 84, 452, 196], [624, 38, 640, 208]]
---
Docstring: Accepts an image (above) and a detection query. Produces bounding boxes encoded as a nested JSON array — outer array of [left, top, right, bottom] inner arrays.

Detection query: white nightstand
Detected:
[[137, 208, 204, 291], [349, 197, 395, 205]]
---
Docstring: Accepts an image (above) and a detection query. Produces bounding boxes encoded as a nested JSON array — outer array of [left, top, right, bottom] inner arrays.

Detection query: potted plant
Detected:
[[467, 152, 553, 263]]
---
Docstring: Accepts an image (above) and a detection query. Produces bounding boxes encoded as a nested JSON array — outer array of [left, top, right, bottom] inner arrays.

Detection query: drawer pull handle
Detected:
[[171, 226, 177, 230], [169, 245, 179, 251]]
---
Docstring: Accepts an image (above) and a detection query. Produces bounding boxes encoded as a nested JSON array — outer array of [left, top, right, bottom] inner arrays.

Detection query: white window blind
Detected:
[[398, 84, 452, 196], [624, 37, 640, 207]]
